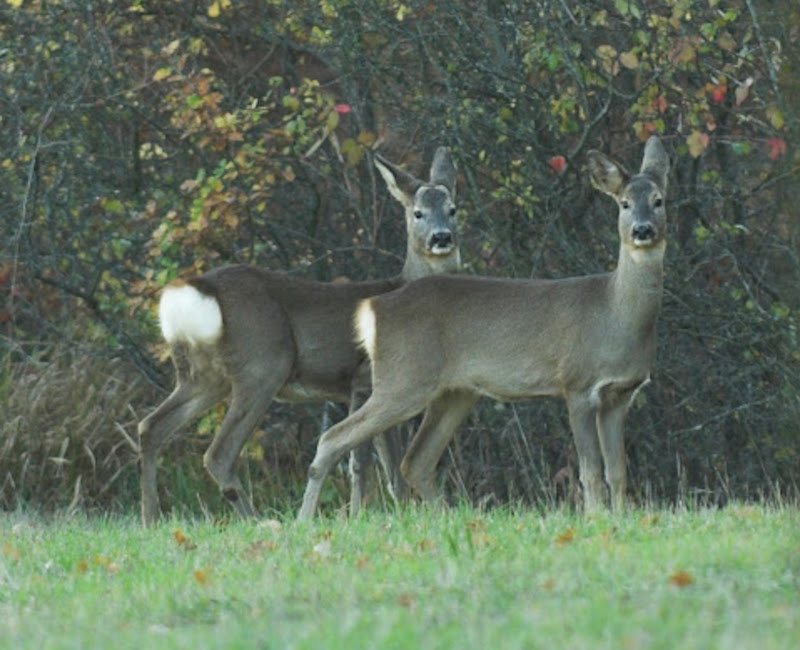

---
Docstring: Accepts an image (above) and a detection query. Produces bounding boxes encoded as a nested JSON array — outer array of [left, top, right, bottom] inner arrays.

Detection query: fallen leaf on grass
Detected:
[[93, 555, 121, 575], [193, 568, 210, 585], [555, 527, 574, 547], [2, 543, 21, 561], [173, 529, 197, 551], [396, 592, 414, 609], [669, 570, 695, 587]]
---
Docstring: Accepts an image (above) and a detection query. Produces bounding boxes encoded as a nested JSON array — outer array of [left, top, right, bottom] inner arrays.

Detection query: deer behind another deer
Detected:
[[138, 147, 462, 525]]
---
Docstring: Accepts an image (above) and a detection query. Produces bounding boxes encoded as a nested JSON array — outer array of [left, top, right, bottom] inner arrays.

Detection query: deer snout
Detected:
[[631, 222, 656, 244], [429, 230, 455, 253]]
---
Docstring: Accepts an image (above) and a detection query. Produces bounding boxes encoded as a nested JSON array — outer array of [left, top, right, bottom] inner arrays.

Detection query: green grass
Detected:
[[1, 505, 798, 649]]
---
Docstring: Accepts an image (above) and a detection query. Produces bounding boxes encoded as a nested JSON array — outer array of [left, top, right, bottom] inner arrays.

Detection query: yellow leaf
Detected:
[[207, 1, 220, 18], [620, 50, 639, 69], [766, 106, 785, 130], [686, 130, 709, 158], [6, 0, 24, 8], [153, 68, 173, 82], [164, 39, 181, 56]]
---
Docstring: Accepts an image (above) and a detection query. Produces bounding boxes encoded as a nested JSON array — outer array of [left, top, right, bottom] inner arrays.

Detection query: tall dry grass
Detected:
[[0, 346, 155, 512]]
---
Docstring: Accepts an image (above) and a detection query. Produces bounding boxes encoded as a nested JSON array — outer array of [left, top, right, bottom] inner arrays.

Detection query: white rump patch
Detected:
[[159, 283, 223, 345], [355, 300, 377, 360]]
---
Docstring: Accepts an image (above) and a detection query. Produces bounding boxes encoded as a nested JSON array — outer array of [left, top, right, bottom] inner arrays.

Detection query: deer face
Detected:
[[409, 185, 458, 257], [617, 175, 666, 251]]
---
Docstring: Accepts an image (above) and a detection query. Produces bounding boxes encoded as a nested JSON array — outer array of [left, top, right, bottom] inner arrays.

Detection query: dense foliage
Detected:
[[1, 0, 798, 513]]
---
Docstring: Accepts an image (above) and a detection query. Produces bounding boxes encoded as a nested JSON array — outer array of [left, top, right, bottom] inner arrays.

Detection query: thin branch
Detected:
[[744, 0, 781, 100]]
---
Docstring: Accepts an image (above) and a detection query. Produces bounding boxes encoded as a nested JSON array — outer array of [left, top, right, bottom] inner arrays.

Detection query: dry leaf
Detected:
[[396, 592, 414, 609], [2, 543, 21, 561], [555, 527, 574, 546], [669, 570, 694, 587], [173, 529, 197, 551]]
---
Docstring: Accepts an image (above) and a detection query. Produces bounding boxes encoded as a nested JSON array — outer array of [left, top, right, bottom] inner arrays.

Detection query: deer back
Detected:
[[358, 137, 670, 405]]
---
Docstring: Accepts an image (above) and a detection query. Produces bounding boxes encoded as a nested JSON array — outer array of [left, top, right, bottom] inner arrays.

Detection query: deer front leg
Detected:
[[348, 380, 372, 516], [400, 390, 476, 502], [374, 426, 410, 504], [596, 391, 634, 512], [348, 444, 372, 515], [566, 393, 605, 512], [350, 429, 409, 515], [300, 392, 422, 520]]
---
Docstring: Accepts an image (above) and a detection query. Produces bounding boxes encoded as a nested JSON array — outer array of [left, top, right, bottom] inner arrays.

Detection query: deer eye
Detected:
[[620, 198, 630, 209], [414, 209, 423, 219], [449, 207, 457, 217], [654, 197, 663, 208]]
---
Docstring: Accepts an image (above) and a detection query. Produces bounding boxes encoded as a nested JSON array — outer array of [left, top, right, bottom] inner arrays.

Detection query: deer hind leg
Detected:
[[400, 390, 477, 503], [596, 390, 634, 512], [202, 365, 291, 518], [566, 393, 605, 512], [138, 346, 229, 526], [299, 392, 425, 520]]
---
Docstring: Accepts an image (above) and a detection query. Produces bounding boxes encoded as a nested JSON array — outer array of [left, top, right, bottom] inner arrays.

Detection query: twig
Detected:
[[743, 0, 781, 100], [9, 106, 54, 335]]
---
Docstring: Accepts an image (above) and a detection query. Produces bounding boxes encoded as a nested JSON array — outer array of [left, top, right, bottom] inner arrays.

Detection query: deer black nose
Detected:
[[632, 223, 655, 242], [430, 231, 454, 249]]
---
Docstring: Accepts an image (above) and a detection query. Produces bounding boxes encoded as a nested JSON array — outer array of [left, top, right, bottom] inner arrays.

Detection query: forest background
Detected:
[[1, 0, 798, 516]]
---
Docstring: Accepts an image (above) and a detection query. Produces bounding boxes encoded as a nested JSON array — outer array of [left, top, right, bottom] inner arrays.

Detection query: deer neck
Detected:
[[609, 241, 665, 331], [401, 247, 460, 281]]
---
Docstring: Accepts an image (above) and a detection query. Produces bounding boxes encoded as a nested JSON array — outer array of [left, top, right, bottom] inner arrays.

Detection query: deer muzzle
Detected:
[[631, 223, 657, 245], [429, 230, 455, 254]]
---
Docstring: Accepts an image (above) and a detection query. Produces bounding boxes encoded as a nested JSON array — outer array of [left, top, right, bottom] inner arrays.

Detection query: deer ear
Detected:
[[587, 150, 629, 198], [639, 136, 670, 192], [374, 153, 422, 208], [428, 146, 457, 198]]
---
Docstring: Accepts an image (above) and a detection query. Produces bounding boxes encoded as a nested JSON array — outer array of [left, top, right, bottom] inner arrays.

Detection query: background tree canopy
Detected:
[[1, 0, 798, 514]]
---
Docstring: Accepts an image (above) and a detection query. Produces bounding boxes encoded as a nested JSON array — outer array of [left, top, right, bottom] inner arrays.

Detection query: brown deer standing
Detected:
[[298, 136, 670, 519], [138, 147, 461, 525]]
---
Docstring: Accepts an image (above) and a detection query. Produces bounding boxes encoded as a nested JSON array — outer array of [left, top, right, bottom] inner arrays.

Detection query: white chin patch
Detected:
[[430, 245, 454, 255]]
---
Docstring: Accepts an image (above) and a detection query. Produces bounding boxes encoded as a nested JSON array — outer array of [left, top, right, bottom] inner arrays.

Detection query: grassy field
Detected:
[[0, 504, 798, 649]]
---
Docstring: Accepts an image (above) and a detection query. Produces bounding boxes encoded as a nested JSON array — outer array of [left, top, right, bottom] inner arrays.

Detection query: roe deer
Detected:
[[298, 137, 670, 519], [138, 147, 461, 525]]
